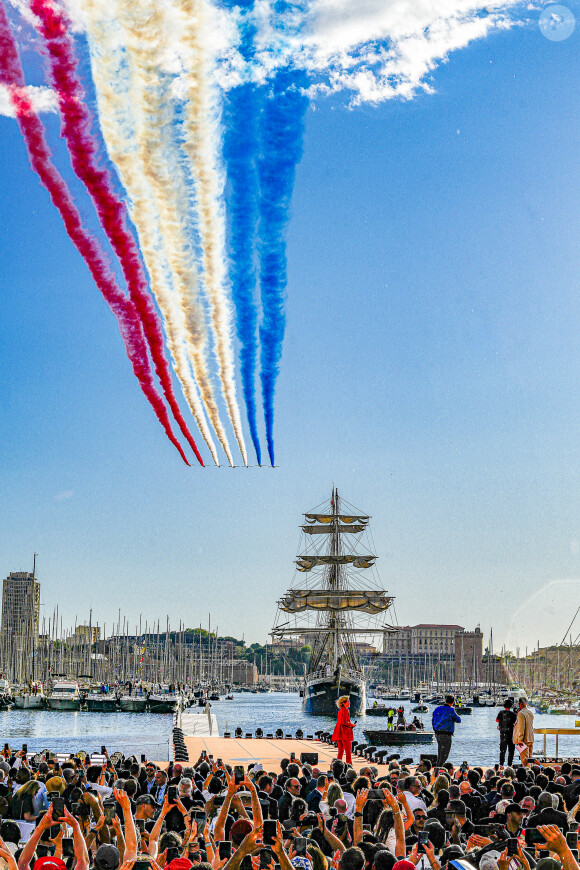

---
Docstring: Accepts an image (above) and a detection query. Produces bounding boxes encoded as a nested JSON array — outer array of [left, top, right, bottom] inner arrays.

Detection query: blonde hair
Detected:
[[338, 696, 349, 707]]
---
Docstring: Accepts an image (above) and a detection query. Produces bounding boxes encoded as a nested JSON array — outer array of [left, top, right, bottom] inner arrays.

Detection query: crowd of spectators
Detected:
[[0, 746, 579, 870]]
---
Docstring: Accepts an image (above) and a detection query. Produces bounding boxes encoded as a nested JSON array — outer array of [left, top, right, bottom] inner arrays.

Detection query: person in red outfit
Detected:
[[332, 695, 357, 764]]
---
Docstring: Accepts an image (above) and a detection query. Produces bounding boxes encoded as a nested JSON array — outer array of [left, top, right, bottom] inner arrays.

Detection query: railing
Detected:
[[534, 727, 580, 757]]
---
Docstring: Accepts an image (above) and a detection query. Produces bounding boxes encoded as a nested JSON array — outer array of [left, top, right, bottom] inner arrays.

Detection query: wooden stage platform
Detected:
[[178, 736, 405, 776]]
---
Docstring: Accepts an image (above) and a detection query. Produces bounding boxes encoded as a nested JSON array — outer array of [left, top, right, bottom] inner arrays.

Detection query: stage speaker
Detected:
[[300, 752, 319, 765]]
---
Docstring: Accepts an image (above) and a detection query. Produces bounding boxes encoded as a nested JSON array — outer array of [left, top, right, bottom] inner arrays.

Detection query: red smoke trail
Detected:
[[0, 2, 191, 465], [29, 0, 204, 467]]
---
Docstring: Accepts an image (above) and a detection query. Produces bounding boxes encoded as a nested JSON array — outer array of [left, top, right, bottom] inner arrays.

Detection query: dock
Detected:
[[180, 735, 406, 775]]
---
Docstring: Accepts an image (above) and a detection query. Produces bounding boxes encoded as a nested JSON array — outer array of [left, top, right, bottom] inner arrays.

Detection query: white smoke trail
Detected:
[[82, 0, 234, 467], [171, 0, 249, 468]]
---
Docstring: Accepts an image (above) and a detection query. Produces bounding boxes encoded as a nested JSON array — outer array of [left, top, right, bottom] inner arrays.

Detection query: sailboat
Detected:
[[271, 488, 396, 716]]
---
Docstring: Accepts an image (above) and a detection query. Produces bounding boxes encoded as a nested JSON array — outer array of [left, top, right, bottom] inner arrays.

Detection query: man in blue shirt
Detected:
[[432, 695, 462, 765]]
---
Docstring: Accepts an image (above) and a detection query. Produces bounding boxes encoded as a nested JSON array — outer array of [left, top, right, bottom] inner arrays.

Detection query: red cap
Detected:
[[33, 859, 67, 870], [166, 860, 192, 870]]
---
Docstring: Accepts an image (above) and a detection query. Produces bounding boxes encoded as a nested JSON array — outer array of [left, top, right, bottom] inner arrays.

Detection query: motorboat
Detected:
[[47, 679, 81, 711], [13, 684, 45, 709], [85, 691, 118, 712], [364, 727, 435, 745], [119, 694, 148, 712]]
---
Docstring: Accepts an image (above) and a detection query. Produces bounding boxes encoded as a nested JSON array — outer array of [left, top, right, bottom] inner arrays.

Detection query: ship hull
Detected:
[[303, 675, 366, 716], [86, 696, 118, 712], [14, 694, 45, 709], [47, 698, 81, 711], [119, 696, 148, 713]]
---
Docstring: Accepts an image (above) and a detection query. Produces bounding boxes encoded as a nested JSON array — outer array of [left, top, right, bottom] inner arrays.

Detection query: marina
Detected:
[[1, 691, 580, 767]]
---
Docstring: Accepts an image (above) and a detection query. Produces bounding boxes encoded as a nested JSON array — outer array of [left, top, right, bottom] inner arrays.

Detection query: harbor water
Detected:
[[2, 694, 580, 766]]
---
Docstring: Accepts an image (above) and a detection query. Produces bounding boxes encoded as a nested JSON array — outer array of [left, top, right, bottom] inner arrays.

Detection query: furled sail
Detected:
[[304, 514, 369, 524], [296, 554, 376, 571], [279, 589, 393, 614], [302, 524, 366, 535]]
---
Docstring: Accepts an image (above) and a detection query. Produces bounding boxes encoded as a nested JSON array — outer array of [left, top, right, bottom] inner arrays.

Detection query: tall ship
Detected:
[[271, 488, 396, 716]]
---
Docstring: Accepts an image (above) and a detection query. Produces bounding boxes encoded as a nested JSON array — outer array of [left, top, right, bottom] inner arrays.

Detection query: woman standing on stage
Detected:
[[332, 695, 357, 764]]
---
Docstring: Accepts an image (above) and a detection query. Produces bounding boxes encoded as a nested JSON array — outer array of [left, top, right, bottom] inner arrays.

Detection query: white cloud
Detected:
[[218, 0, 525, 104], [0, 84, 57, 117]]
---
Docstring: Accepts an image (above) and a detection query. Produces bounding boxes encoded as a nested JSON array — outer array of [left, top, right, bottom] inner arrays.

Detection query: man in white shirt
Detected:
[[403, 777, 428, 813]]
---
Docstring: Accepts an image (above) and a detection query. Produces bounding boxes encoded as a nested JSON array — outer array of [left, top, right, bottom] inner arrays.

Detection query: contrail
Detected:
[[174, 0, 249, 467], [29, 0, 204, 466], [258, 3, 308, 467], [0, 1, 192, 465], [111, 0, 235, 467], [82, 0, 228, 467], [222, 0, 262, 466]]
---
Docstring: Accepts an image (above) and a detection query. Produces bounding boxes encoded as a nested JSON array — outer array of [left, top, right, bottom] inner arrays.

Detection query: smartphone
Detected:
[[193, 809, 206, 823], [525, 829, 545, 847], [263, 819, 277, 846], [22, 743, 27, 753], [260, 800, 271, 820], [260, 849, 273, 869], [234, 765, 245, 785], [62, 838, 74, 858], [290, 753, 295, 761], [51, 797, 65, 822], [103, 803, 116, 824], [208, 754, 214, 761], [3, 744, 8, 753], [219, 842, 233, 860], [507, 839, 518, 856], [79, 802, 91, 819], [567, 832, 579, 849], [167, 785, 178, 804], [136, 819, 146, 833], [101, 746, 107, 755], [326, 773, 334, 781], [132, 862, 152, 870], [141, 754, 146, 763], [217, 758, 223, 767], [417, 831, 429, 852], [294, 837, 307, 857], [201, 750, 207, 759]]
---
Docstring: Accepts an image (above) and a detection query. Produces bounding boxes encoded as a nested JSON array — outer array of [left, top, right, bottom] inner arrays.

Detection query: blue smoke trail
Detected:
[[258, 1, 308, 467], [222, 0, 262, 465]]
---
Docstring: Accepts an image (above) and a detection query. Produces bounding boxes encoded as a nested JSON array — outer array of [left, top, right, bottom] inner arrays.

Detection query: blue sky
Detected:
[[0, 2, 579, 652]]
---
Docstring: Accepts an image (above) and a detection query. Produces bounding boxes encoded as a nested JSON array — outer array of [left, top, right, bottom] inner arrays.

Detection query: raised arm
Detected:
[[64, 808, 89, 870], [243, 775, 263, 829], [353, 789, 368, 846], [215, 772, 239, 842], [114, 788, 137, 861], [148, 796, 171, 859], [18, 806, 53, 870], [317, 814, 346, 855]]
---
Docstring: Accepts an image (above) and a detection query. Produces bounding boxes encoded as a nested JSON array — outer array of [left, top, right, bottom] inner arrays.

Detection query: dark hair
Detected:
[[445, 695, 454, 705], [374, 809, 394, 843], [308, 846, 329, 870], [208, 776, 223, 795], [86, 765, 102, 783], [160, 832, 182, 850], [1, 821, 21, 845], [353, 776, 370, 793], [504, 699, 513, 708], [258, 776, 273, 790], [287, 764, 300, 778], [280, 758, 289, 771], [340, 847, 365, 870], [373, 851, 395, 870]]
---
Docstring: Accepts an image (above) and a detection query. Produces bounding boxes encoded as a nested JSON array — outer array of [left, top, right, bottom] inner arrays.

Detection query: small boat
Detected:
[[209, 693, 220, 701], [47, 679, 81, 711], [457, 706, 472, 715], [364, 728, 435, 745], [148, 693, 180, 713], [85, 692, 118, 712], [411, 704, 428, 713], [13, 685, 45, 709], [119, 695, 148, 712], [366, 704, 392, 716], [225, 694, 234, 700]]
